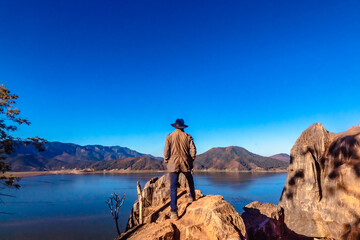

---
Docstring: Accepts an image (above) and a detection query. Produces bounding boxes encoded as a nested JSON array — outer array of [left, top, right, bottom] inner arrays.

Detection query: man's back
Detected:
[[164, 129, 196, 172]]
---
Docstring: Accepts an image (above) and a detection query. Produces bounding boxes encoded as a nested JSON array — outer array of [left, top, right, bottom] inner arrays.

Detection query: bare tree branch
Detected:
[[106, 192, 126, 235]]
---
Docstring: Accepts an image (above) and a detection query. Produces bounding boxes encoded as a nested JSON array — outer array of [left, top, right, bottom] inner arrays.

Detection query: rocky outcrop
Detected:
[[120, 195, 247, 240], [120, 173, 246, 240], [279, 123, 360, 239], [242, 201, 286, 239], [125, 173, 198, 230], [119, 173, 312, 240], [241, 201, 312, 240]]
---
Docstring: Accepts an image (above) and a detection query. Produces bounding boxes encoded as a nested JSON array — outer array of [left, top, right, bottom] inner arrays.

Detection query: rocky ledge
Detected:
[[119, 173, 246, 240]]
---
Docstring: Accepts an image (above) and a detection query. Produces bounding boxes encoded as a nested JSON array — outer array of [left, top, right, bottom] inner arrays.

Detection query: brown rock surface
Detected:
[[242, 201, 286, 239], [126, 173, 198, 230], [242, 201, 312, 240], [120, 173, 246, 240], [279, 123, 360, 239]]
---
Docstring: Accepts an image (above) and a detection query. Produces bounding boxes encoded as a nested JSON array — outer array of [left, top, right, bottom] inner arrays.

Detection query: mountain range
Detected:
[[6, 142, 289, 172]]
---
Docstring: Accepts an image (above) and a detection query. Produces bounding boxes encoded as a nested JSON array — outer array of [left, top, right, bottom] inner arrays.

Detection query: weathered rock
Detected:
[[120, 173, 246, 240], [242, 201, 286, 240], [126, 173, 199, 230], [120, 222, 176, 240], [279, 123, 360, 239], [341, 227, 360, 240], [120, 194, 246, 240], [179, 194, 246, 240], [242, 201, 312, 240]]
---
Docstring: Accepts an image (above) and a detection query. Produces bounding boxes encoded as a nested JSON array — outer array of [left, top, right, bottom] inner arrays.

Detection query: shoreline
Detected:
[[5, 168, 288, 178]]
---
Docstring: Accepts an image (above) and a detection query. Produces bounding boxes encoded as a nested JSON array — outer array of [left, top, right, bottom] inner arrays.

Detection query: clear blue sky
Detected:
[[1, 0, 360, 157]]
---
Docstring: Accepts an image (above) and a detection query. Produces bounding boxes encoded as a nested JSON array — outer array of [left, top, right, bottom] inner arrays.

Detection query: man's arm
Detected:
[[164, 135, 171, 163], [189, 136, 196, 161]]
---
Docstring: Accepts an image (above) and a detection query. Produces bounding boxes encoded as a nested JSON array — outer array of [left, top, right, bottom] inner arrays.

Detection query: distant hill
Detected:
[[11, 141, 145, 161], [194, 146, 288, 171], [7, 141, 155, 171], [6, 142, 288, 172], [269, 153, 290, 163], [88, 156, 166, 171]]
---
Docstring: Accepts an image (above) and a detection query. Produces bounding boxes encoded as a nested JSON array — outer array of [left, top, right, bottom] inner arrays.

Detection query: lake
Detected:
[[0, 172, 286, 240]]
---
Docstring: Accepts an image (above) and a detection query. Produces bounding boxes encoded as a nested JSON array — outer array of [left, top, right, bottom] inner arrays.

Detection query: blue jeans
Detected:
[[169, 171, 195, 212]]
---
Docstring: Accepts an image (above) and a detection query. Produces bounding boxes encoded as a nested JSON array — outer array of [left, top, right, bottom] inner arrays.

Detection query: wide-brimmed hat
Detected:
[[171, 119, 188, 129]]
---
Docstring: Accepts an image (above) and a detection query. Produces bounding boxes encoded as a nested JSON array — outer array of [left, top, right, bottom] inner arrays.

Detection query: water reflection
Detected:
[[194, 171, 284, 184]]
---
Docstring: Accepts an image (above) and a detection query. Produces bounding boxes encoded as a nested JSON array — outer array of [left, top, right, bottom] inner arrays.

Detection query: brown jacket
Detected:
[[164, 129, 196, 172]]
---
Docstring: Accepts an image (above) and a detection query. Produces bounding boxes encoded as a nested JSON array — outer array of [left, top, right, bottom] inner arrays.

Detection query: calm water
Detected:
[[0, 172, 286, 240]]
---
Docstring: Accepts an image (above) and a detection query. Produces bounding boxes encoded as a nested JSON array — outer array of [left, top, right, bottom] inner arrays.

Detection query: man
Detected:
[[164, 118, 196, 219]]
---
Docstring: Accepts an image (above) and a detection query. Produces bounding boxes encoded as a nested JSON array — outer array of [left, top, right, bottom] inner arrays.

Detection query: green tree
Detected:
[[0, 84, 46, 188]]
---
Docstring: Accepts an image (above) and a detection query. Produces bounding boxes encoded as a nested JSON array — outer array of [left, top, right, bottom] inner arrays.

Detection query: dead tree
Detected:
[[106, 192, 126, 235], [137, 181, 143, 224]]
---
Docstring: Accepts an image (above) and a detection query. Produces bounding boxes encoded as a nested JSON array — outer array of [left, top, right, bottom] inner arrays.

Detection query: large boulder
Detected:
[[120, 173, 246, 240], [242, 201, 312, 240], [242, 201, 286, 240], [279, 123, 360, 239], [126, 173, 199, 230]]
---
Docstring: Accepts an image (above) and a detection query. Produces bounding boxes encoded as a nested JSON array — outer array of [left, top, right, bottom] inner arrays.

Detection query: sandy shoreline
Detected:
[[5, 168, 287, 178]]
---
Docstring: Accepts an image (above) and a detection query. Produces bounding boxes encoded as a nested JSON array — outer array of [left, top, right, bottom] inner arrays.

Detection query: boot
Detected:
[[170, 211, 178, 219]]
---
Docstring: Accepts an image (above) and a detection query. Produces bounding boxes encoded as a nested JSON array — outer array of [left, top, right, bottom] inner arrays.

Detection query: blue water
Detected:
[[0, 172, 286, 240]]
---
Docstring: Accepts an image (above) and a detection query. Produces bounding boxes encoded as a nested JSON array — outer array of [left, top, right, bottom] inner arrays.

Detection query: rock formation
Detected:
[[119, 174, 313, 240], [120, 173, 246, 240], [120, 173, 313, 240], [242, 201, 286, 239], [241, 201, 312, 240], [279, 123, 360, 239]]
